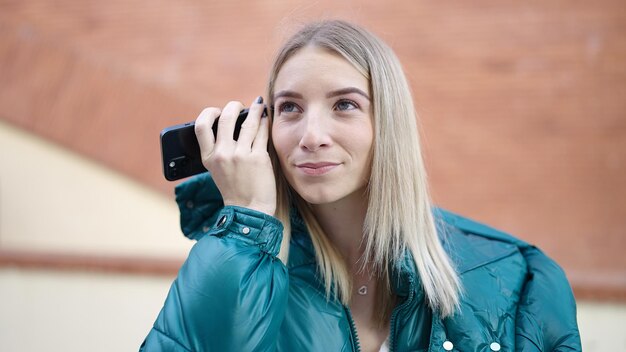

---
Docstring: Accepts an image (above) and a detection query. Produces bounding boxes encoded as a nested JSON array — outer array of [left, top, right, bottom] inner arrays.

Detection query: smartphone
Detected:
[[160, 109, 251, 181]]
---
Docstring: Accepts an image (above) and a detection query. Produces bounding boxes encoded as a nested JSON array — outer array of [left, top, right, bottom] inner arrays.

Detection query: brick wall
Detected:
[[0, 0, 624, 298]]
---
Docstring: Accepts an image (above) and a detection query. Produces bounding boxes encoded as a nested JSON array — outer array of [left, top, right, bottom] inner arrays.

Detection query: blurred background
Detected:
[[0, 1, 624, 351]]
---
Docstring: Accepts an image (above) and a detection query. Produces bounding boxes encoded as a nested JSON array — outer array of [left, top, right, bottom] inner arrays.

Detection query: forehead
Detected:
[[273, 46, 369, 94]]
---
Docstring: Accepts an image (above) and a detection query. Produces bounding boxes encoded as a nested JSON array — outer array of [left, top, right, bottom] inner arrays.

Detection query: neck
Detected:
[[310, 187, 369, 268]]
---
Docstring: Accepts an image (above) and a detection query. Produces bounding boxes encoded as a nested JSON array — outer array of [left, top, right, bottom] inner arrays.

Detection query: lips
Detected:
[[295, 162, 340, 176]]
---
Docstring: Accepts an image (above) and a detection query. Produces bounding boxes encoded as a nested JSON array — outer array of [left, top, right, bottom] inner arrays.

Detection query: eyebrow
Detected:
[[326, 87, 370, 100], [273, 90, 303, 100], [273, 87, 370, 101]]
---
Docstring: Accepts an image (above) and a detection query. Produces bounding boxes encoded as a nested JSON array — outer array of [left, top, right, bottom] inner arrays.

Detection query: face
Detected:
[[272, 46, 374, 206]]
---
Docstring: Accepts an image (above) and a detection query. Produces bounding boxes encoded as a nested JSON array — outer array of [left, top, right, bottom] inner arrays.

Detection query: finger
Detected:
[[252, 111, 270, 153], [217, 101, 244, 144], [195, 107, 221, 161], [236, 96, 265, 149]]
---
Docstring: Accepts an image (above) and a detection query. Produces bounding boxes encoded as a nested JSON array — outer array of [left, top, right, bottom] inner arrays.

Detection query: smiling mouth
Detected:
[[296, 162, 340, 176]]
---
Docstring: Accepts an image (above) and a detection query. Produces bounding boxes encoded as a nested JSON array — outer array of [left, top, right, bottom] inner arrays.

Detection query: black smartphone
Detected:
[[160, 109, 250, 181]]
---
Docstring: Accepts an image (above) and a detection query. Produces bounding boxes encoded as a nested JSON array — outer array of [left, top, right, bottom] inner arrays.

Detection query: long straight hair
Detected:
[[267, 20, 461, 319]]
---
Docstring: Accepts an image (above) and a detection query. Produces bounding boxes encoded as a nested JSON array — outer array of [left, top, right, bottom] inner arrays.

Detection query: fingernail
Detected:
[[255, 96, 263, 104]]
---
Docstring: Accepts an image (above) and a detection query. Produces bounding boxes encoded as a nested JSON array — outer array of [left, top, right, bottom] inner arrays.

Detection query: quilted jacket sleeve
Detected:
[[515, 247, 582, 351], [140, 174, 289, 351]]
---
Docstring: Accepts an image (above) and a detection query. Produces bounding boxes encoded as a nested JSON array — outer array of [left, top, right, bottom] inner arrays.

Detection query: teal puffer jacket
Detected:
[[140, 173, 581, 351]]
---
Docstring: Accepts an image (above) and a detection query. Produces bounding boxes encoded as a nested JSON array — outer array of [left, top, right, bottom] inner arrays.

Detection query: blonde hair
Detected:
[[267, 20, 461, 319]]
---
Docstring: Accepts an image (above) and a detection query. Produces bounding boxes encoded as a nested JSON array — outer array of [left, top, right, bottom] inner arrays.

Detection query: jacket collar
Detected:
[[434, 208, 523, 275]]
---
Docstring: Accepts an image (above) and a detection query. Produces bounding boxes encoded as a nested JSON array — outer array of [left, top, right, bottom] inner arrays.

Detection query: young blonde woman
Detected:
[[141, 20, 581, 351]]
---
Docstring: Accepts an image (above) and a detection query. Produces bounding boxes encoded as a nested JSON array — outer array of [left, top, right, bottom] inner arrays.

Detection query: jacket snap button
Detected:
[[443, 340, 453, 351], [202, 225, 209, 233], [216, 215, 227, 228], [490, 342, 501, 351], [186, 201, 194, 209], [242, 227, 250, 235]]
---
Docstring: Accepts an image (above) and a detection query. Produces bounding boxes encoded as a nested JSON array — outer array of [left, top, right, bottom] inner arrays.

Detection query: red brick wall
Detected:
[[1, 1, 624, 298]]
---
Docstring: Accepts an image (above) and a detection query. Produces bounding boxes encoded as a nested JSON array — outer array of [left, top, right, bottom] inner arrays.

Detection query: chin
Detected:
[[291, 182, 368, 207], [295, 187, 339, 205]]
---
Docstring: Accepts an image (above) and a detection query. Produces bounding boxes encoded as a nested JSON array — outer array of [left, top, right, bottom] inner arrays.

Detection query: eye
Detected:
[[334, 99, 358, 111], [278, 101, 300, 114]]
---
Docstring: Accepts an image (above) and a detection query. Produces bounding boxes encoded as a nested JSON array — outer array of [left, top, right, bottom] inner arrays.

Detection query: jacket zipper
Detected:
[[388, 277, 415, 352], [344, 306, 362, 352], [344, 275, 415, 352]]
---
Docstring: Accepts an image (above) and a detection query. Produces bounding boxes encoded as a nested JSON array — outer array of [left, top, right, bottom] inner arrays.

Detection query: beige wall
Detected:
[[0, 268, 170, 351], [0, 121, 192, 258], [0, 120, 189, 350]]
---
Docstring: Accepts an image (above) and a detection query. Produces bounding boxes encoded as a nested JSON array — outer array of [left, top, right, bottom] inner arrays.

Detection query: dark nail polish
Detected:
[[255, 96, 263, 104]]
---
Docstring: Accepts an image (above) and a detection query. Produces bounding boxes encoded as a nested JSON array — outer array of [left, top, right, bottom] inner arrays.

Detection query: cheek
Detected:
[[356, 142, 374, 172], [271, 125, 292, 164], [351, 126, 374, 161]]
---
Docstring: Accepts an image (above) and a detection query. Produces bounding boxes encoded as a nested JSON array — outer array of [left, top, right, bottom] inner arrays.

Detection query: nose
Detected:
[[298, 111, 332, 152]]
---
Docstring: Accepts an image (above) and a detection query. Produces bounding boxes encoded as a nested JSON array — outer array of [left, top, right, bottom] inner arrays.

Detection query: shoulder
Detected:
[[432, 208, 581, 351], [434, 207, 530, 248], [433, 207, 573, 295], [433, 208, 574, 288], [433, 207, 533, 275]]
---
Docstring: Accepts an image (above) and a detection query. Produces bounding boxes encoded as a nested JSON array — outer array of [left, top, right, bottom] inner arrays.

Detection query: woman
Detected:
[[141, 20, 581, 351]]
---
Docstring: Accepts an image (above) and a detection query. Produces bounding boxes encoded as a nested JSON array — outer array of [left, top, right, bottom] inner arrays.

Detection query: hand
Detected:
[[194, 97, 276, 216]]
